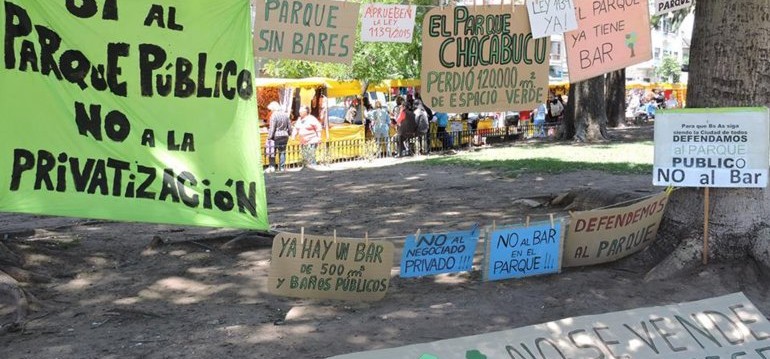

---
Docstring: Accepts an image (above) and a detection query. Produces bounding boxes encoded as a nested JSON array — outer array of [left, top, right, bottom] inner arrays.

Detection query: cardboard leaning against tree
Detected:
[[1, 0, 268, 229]]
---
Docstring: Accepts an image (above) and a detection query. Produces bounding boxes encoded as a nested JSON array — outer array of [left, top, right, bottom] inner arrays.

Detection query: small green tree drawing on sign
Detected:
[[625, 32, 638, 57], [418, 355, 438, 359]]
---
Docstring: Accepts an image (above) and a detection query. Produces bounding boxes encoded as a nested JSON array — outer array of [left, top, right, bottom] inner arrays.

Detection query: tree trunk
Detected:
[[572, 76, 609, 142], [557, 86, 576, 140], [648, 0, 770, 279], [605, 69, 626, 128]]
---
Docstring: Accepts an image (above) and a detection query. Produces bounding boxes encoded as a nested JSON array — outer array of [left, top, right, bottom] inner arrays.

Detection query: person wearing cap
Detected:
[[266, 101, 291, 172]]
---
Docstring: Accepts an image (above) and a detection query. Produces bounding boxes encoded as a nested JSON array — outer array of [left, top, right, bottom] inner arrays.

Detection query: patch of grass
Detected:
[[425, 142, 653, 175]]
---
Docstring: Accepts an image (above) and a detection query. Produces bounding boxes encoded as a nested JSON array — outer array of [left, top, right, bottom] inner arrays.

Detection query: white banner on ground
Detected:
[[328, 292, 770, 359]]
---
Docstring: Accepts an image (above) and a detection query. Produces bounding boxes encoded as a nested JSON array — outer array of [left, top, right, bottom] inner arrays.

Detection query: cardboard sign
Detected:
[[400, 226, 479, 278], [329, 292, 770, 359], [526, 0, 579, 39], [421, 5, 550, 113], [565, 0, 652, 83], [563, 191, 668, 267], [485, 220, 563, 281], [360, 4, 416, 43], [0, 0, 268, 230], [653, 108, 770, 188], [268, 232, 394, 301], [253, 0, 359, 64], [654, 0, 693, 16]]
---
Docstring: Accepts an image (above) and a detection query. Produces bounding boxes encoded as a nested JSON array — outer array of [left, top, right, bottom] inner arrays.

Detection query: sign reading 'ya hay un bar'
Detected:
[[0, 1, 268, 229], [421, 5, 550, 113], [653, 108, 770, 188], [268, 233, 394, 301], [563, 191, 668, 267], [329, 292, 770, 358], [253, 0, 359, 64], [565, 0, 652, 83]]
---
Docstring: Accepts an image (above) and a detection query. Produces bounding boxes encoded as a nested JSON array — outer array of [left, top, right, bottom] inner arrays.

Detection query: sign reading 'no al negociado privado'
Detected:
[[421, 6, 550, 113]]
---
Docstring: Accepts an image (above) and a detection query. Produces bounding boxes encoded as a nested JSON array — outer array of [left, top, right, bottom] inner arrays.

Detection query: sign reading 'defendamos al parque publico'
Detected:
[[653, 108, 770, 188]]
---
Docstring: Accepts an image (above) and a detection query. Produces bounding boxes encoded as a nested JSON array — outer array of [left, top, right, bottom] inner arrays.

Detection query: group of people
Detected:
[[263, 92, 456, 171], [264, 101, 322, 172], [347, 93, 447, 157], [532, 93, 566, 137]]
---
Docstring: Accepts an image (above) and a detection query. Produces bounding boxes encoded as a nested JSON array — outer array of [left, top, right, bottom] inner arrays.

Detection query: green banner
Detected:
[[1, 0, 268, 230]]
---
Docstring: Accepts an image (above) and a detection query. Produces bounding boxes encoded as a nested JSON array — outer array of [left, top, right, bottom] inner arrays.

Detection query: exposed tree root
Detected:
[[0, 269, 29, 334], [752, 228, 770, 270], [644, 237, 703, 281], [0, 240, 47, 334]]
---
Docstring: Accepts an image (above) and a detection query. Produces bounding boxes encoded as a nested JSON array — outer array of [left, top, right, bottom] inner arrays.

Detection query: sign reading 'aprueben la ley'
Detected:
[[653, 108, 770, 188]]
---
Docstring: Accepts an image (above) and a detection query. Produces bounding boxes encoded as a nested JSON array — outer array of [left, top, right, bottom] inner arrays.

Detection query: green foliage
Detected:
[[656, 55, 682, 82], [423, 141, 654, 175], [261, 0, 436, 86]]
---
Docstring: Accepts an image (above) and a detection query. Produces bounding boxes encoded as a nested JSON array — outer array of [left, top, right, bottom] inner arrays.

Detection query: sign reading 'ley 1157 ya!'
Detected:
[[653, 108, 770, 188], [421, 6, 549, 113]]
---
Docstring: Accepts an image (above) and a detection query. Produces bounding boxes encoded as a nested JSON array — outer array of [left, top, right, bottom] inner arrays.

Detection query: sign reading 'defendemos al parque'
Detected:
[[0, 1, 268, 229], [653, 108, 770, 188], [420, 5, 549, 113]]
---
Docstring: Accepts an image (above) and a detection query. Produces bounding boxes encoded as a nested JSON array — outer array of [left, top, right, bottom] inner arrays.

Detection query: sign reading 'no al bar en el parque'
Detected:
[[253, 0, 359, 64], [421, 5, 550, 113], [653, 108, 770, 188], [0, 1, 268, 229], [485, 220, 563, 281], [565, 0, 652, 83]]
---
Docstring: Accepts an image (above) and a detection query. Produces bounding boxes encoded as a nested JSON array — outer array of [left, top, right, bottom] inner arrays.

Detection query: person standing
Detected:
[[414, 99, 430, 154], [547, 93, 565, 124], [396, 100, 417, 157], [370, 100, 391, 156], [434, 111, 450, 150], [266, 101, 291, 172], [292, 105, 323, 167]]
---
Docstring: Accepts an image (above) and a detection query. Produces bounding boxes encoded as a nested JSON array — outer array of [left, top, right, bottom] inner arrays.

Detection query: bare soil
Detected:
[[1, 125, 768, 359]]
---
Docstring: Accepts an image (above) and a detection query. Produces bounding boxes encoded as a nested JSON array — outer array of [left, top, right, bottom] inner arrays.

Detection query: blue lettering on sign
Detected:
[[486, 220, 562, 281], [399, 225, 479, 278]]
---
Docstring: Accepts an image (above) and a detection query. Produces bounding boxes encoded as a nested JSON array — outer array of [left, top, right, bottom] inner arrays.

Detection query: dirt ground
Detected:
[[1, 126, 768, 359]]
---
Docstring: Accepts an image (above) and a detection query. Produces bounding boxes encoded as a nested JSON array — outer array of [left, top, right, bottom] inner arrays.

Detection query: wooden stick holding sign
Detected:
[[703, 187, 710, 265]]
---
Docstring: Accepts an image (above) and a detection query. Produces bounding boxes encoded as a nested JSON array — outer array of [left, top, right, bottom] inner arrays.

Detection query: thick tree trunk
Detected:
[[572, 76, 609, 142], [649, 0, 770, 279], [557, 86, 576, 140], [605, 69, 626, 128]]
